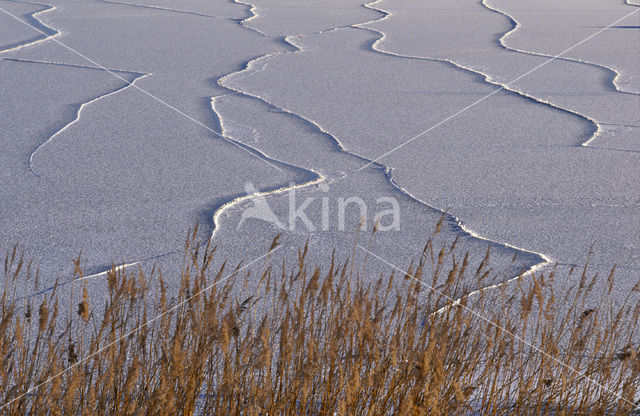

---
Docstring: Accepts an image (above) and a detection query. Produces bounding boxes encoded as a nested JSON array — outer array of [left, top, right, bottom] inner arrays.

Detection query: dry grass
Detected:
[[0, 226, 639, 415]]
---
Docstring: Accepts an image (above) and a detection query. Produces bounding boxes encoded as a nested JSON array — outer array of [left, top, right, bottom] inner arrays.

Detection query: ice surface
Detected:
[[362, 0, 640, 141], [0, 0, 309, 292], [0, 0, 57, 53], [210, 92, 545, 299], [236, 0, 381, 37], [216, 0, 640, 302], [0, 0, 637, 312], [94, 0, 248, 20], [486, 0, 640, 94], [0, 58, 309, 285]]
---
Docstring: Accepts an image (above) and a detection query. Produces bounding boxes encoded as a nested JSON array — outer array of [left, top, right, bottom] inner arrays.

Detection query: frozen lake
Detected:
[[1, 0, 638, 309]]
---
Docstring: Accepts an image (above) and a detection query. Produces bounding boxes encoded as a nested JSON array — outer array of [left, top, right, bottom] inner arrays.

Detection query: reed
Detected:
[[0, 227, 638, 415]]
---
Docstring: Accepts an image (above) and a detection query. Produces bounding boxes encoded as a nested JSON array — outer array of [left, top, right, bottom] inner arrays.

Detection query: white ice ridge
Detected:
[[209, 94, 326, 242], [0, 0, 59, 54], [208, 9, 397, 246], [355, 0, 637, 151], [3, 0, 545, 305], [434, 260, 550, 316], [75, 261, 140, 282], [2, 0, 318, 302], [481, 0, 640, 96], [24, 252, 174, 299], [211, 0, 550, 300], [384, 167, 552, 317], [28, 70, 150, 177], [478, 0, 640, 147], [11, 262, 141, 303], [383, 168, 551, 269], [0, 2, 155, 178], [232, 0, 268, 36], [3, 0, 302, 176]]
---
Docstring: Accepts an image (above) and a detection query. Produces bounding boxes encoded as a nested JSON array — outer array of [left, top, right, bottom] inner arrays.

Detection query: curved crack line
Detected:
[[354, 0, 636, 151], [17, 248, 180, 300], [209, 95, 325, 242], [2, 0, 314, 299], [481, 0, 640, 96], [33, 262, 140, 297], [218, 38, 552, 274], [211, 1, 550, 293], [0, 1, 161, 299], [204, 3, 397, 243], [433, 254, 550, 316], [28, 71, 150, 177], [213, 83, 552, 294], [1, 0, 295, 172], [6, 0, 544, 304], [3, 13, 637, 411], [0, 2, 156, 178], [354, 0, 634, 152], [0, 0, 58, 54], [231, 0, 268, 36], [8, 0, 325, 286], [349, 0, 638, 300], [478, 0, 640, 146], [216, 6, 392, 156]]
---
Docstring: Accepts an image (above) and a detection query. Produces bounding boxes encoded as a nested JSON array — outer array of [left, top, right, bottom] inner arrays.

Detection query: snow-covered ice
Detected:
[[0, 0, 638, 311]]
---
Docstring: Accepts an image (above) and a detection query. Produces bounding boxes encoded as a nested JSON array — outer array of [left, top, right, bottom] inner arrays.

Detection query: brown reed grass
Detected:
[[0, 227, 639, 415]]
